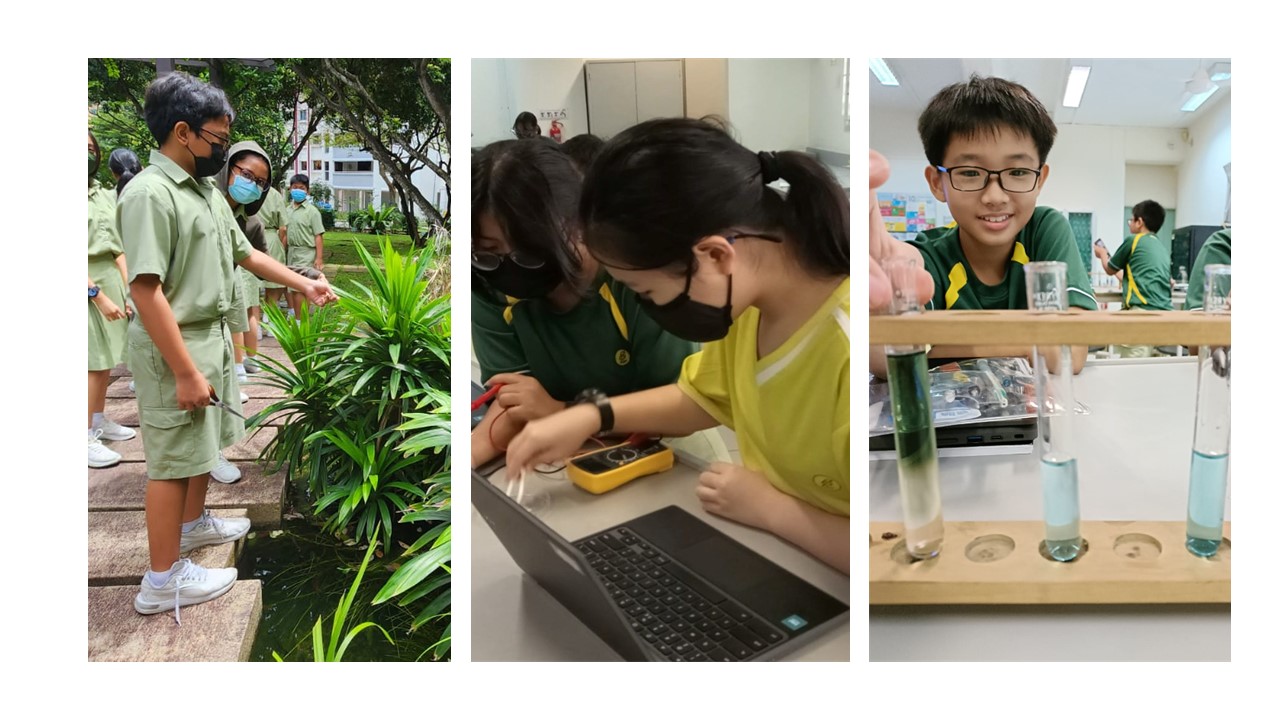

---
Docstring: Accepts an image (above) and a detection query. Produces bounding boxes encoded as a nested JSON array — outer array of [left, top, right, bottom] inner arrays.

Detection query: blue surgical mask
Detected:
[[290, 189, 308, 203], [228, 175, 263, 205]]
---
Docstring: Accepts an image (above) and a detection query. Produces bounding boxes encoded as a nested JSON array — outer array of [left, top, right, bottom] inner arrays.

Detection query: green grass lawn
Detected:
[[323, 231, 415, 267]]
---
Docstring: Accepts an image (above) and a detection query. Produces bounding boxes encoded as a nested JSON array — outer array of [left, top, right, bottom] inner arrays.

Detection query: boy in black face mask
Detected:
[[119, 71, 339, 620], [470, 139, 695, 468]]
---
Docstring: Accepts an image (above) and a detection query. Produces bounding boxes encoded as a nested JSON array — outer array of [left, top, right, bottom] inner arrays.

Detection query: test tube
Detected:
[[1025, 261, 1083, 562], [883, 258, 943, 559], [1186, 264, 1231, 557]]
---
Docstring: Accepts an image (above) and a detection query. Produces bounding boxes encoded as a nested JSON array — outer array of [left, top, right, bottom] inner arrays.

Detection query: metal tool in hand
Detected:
[[208, 385, 245, 419]]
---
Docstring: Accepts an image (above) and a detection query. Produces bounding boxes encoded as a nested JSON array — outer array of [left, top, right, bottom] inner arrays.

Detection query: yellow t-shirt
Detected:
[[678, 277, 850, 516]]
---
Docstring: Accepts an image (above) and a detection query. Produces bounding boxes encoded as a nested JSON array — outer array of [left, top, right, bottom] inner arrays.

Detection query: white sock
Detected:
[[181, 513, 205, 533], [235, 363, 246, 376], [91, 412, 105, 430], [146, 566, 175, 588]]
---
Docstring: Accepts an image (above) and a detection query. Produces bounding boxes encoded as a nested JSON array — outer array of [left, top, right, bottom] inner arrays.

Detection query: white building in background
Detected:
[[286, 103, 449, 219]]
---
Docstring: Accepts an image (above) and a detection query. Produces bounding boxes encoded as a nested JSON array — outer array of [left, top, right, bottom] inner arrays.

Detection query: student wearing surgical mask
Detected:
[[505, 118, 851, 573], [470, 139, 695, 468], [283, 173, 325, 317]]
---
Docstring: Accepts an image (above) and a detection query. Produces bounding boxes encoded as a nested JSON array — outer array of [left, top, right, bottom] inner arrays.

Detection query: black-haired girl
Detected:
[[471, 139, 695, 468], [507, 118, 851, 573]]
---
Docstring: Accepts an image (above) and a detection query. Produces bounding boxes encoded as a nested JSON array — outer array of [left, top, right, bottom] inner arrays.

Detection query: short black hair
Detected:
[[918, 74, 1057, 167], [1132, 199, 1166, 233], [288, 174, 310, 188], [560, 133, 604, 174], [472, 139, 584, 291], [582, 117, 848, 277], [143, 71, 235, 145], [513, 111, 541, 139]]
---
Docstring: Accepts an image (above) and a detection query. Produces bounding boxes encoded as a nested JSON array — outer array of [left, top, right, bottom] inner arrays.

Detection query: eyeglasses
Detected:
[[197, 126, 231, 147], [936, 165, 1042, 193], [232, 164, 269, 190], [472, 249, 546, 271]]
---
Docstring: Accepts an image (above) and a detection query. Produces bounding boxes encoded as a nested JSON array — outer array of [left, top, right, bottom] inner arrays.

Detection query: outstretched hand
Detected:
[[869, 150, 934, 311]]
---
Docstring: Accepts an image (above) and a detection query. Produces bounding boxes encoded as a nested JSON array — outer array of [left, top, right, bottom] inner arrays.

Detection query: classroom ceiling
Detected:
[[870, 58, 1231, 128]]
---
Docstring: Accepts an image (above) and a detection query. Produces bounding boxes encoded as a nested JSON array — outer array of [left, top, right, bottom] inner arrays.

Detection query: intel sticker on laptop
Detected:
[[781, 614, 807, 631]]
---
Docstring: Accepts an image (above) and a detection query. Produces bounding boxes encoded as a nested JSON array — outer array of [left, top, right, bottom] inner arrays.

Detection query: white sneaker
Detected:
[[262, 325, 274, 339], [134, 558, 237, 624], [244, 356, 261, 374], [239, 391, 249, 404], [98, 417, 137, 442], [89, 429, 122, 468], [180, 510, 251, 554], [210, 452, 242, 484], [128, 379, 136, 393]]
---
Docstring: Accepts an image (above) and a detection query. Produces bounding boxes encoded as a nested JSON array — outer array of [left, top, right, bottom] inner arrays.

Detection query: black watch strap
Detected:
[[574, 388, 614, 434]]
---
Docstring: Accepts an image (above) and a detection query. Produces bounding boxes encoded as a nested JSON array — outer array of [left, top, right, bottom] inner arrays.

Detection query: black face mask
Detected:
[[187, 129, 228, 178], [474, 255, 562, 299], [639, 267, 734, 343]]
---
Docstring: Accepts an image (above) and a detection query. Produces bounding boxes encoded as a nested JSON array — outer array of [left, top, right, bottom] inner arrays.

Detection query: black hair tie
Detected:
[[757, 151, 781, 184]]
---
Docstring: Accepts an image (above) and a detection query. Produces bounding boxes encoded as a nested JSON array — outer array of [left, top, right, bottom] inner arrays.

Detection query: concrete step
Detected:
[[89, 461, 288, 530], [88, 509, 249, 587], [106, 426, 278, 464], [104, 396, 288, 427], [88, 580, 262, 661]]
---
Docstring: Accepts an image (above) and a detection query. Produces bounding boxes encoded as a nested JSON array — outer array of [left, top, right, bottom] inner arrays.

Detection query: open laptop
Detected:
[[472, 470, 848, 661], [869, 416, 1038, 452]]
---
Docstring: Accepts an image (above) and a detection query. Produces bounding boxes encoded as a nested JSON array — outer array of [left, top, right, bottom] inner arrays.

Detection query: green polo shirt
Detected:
[[258, 187, 285, 231], [1183, 228, 1231, 311], [908, 206, 1098, 311], [472, 275, 696, 402], [88, 180, 123, 263], [119, 150, 253, 329], [284, 201, 324, 248], [1107, 232, 1172, 310]]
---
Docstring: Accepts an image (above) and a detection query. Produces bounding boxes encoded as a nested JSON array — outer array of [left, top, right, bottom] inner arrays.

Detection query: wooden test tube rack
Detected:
[[870, 521, 1230, 605], [869, 311, 1231, 605]]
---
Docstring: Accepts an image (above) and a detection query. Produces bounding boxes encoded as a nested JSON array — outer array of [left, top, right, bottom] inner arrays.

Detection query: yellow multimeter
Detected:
[[566, 438, 674, 494]]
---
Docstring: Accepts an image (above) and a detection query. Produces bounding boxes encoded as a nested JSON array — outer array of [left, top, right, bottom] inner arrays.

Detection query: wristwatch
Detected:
[[573, 388, 614, 434], [88, 285, 101, 299]]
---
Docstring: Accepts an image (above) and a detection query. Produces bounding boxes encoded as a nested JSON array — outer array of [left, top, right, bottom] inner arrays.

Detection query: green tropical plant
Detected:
[[272, 541, 393, 662], [349, 204, 400, 235]]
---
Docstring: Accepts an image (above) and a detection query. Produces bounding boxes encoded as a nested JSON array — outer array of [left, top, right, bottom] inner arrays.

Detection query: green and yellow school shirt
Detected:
[[908, 207, 1098, 311], [1182, 228, 1231, 311], [679, 278, 850, 517], [1107, 231, 1172, 310], [472, 274, 695, 402]]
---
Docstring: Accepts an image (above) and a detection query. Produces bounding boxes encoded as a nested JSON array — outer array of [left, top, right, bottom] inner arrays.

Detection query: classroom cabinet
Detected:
[[585, 60, 685, 140]]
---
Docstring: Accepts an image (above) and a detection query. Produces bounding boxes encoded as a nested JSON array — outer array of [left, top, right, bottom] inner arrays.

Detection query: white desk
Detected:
[[869, 357, 1230, 661], [472, 461, 851, 661]]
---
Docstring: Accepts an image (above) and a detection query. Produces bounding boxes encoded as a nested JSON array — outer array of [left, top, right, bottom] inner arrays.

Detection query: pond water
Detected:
[[237, 516, 448, 662]]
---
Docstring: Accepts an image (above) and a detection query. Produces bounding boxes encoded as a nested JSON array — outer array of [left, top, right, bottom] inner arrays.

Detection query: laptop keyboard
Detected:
[[575, 526, 787, 661]]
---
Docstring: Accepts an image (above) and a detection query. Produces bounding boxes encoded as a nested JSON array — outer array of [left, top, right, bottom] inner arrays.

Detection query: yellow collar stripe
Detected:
[[945, 262, 967, 309], [598, 283, 630, 341], [502, 295, 520, 325], [1125, 234, 1148, 306], [1011, 241, 1029, 265]]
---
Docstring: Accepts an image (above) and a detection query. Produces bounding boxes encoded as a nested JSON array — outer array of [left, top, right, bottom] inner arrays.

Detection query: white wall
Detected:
[[1125, 165, 1178, 207], [1176, 94, 1231, 226], [685, 58, 727, 120], [727, 59, 811, 152], [809, 59, 848, 154], [470, 58, 511, 148], [469, 58, 589, 147]]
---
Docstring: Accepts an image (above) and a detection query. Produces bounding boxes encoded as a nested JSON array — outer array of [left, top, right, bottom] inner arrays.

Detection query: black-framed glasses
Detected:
[[936, 165, 1042, 193], [197, 126, 231, 147], [471, 249, 546, 271], [231, 164, 269, 190]]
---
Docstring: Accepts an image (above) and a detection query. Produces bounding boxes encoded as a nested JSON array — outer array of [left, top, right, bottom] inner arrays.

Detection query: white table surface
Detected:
[[868, 356, 1230, 661], [472, 460, 851, 661]]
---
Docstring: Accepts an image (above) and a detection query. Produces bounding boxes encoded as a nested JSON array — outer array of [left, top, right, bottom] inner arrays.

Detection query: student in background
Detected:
[[874, 75, 1097, 376], [1183, 227, 1231, 311], [470, 139, 695, 469], [257, 184, 287, 338], [283, 173, 326, 317], [88, 130, 136, 469], [506, 118, 851, 573], [1093, 200, 1172, 356], [120, 72, 337, 618], [512, 111, 541, 139], [108, 147, 143, 198]]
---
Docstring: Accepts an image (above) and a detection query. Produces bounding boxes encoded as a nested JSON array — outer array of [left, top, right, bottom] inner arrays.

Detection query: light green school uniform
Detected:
[[284, 200, 324, 268], [258, 187, 287, 289], [88, 180, 129, 371], [118, 150, 253, 480]]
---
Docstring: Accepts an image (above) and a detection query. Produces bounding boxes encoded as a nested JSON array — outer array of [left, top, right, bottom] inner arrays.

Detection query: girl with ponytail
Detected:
[[506, 118, 851, 573]]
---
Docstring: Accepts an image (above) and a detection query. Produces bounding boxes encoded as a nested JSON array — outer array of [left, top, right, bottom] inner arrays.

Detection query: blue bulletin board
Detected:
[[878, 192, 953, 241]]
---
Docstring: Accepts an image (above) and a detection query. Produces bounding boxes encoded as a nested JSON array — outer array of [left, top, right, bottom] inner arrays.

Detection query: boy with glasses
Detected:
[[121, 72, 337, 619], [877, 75, 1097, 375]]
